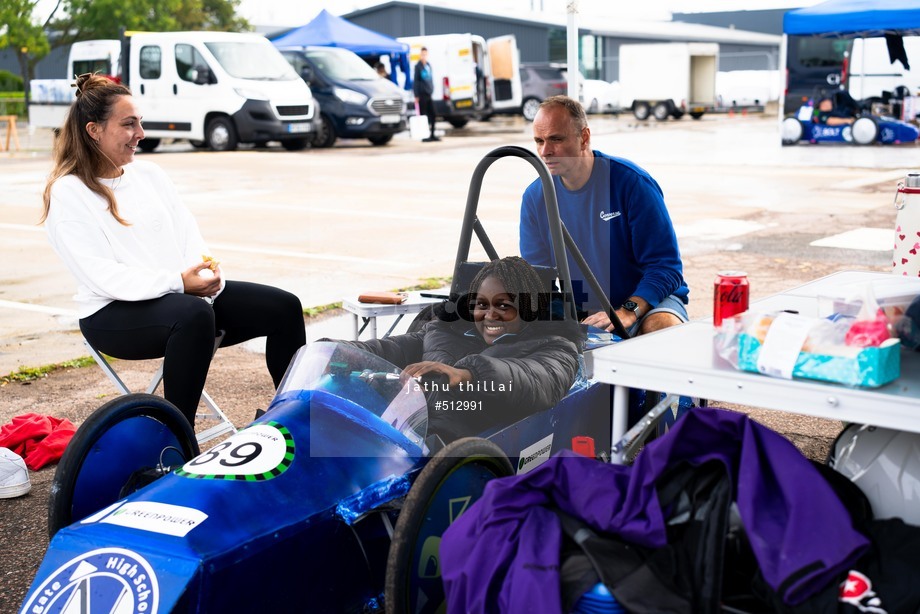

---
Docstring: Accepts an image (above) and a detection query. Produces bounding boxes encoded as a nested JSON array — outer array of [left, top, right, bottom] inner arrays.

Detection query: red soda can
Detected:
[[714, 271, 749, 327]]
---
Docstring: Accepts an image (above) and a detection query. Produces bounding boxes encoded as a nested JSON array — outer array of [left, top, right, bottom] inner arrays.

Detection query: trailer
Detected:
[[618, 42, 719, 121]]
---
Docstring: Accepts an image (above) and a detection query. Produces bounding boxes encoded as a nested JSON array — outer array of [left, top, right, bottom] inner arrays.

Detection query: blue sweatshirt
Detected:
[[520, 151, 688, 313]]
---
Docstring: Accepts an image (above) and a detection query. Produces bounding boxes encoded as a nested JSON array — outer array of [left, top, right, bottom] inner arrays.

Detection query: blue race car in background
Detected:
[[782, 103, 919, 146]]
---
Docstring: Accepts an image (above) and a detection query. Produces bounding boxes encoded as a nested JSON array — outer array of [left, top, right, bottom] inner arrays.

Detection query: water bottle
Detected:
[[570, 582, 625, 614], [893, 172, 920, 276]]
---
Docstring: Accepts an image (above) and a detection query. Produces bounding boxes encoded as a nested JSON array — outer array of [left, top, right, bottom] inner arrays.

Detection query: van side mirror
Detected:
[[192, 65, 211, 85]]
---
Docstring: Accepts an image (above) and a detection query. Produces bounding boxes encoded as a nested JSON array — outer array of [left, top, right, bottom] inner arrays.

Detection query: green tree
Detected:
[[0, 0, 52, 101], [49, 0, 251, 47]]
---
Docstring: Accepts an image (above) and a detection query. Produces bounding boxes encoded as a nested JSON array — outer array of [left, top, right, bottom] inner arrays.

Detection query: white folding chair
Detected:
[[83, 331, 237, 445]]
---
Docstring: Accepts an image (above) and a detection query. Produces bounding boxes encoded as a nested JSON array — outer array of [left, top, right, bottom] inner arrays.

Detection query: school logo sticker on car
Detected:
[[19, 548, 159, 614], [176, 421, 294, 481]]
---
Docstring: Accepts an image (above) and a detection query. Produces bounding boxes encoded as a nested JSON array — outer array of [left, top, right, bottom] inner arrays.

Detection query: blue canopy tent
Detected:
[[781, 0, 920, 116], [783, 0, 920, 38], [270, 9, 412, 91]]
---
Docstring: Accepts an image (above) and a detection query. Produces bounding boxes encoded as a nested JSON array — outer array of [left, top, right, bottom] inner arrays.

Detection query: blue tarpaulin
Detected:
[[783, 0, 920, 37], [270, 9, 411, 89]]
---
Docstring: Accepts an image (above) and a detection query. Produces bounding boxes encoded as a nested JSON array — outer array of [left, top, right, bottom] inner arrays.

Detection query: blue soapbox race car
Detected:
[[781, 90, 919, 146], [22, 147, 658, 614]]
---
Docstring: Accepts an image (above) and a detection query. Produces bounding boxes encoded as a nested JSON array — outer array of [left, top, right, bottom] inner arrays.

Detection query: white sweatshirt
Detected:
[[46, 160, 222, 318]]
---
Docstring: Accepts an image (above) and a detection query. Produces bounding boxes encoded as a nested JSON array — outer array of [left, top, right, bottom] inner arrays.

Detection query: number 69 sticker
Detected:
[[176, 421, 294, 481]]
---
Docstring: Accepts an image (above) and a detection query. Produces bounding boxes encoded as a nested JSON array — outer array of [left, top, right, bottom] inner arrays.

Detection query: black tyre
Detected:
[[852, 116, 878, 146], [447, 118, 468, 129], [652, 101, 671, 121], [368, 134, 394, 146], [690, 111, 705, 120], [671, 109, 685, 120], [522, 97, 542, 122], [48, 393, 199, 537], [312, 114, 337, 148], [281, 138, 309, 151], [385, 437, 513, 614], [633, 101, 650, 120], [206, 116, 238, 152], [781, 117, 804, 146], [137, 138, 160, 153]]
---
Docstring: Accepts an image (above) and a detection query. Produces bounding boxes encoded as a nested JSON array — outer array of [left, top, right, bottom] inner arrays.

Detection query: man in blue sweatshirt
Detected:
[[520, 95, 689, 335]]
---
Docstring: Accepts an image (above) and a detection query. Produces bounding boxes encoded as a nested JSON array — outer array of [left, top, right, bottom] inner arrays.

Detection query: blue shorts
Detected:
[[627, 294, 689, 336]]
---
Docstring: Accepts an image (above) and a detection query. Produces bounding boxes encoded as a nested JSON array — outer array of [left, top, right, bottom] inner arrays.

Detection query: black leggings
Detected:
[[80, 281, 305, 425]]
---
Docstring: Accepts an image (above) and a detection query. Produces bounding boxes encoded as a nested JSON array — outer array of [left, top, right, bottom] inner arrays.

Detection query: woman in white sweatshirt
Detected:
[[41, 74, 306, 425]]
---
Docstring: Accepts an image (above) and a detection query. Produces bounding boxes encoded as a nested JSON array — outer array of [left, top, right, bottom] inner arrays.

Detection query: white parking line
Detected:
[[0, 224, 413, 268], [0, 299, 77, 317]]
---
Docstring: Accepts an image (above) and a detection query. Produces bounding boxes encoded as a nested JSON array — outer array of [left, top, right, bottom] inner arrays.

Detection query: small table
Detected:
[[341, 292, 444, 340], [591, 271, 920, 461]]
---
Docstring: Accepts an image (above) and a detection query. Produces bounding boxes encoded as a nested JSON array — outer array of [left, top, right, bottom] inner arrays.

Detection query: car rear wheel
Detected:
[[781, 117, 804, 145], [633, 101, 650, 120], [312, 114, 337, 148], [652, 101, 671, 121], [385, 437, 513, 614], [852, 116, 878, 145], [522, 97, 542, 122]]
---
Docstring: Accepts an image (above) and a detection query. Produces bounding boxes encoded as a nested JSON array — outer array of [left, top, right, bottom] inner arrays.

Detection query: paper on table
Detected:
[[756, 312, 813, 379]]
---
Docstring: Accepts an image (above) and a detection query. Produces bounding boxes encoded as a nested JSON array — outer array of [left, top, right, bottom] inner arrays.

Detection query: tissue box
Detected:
[[736, 333, 900, 388]]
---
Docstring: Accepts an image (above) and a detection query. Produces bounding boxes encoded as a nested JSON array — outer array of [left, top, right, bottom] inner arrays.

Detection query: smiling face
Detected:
[[473, 276, 524, 344], [86, 95, 145, 176]]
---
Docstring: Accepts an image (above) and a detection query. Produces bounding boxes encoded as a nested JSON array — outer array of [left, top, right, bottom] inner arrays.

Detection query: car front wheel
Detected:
[[206, 117, 238, 152]]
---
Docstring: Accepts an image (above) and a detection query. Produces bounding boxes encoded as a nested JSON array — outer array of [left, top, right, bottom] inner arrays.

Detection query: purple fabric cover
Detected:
[[440, 407, 870, 613]]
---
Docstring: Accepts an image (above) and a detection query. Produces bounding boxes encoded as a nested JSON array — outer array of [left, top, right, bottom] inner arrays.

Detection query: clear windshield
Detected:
[[305, 47, 379, 81], [205, 41, 299, 80], [277, 342, 428, 447]]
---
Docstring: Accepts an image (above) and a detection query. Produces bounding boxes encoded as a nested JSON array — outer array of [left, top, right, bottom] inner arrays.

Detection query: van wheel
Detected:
[[522, 97, 541, 122], [633, 102, 650, 120], [206, 117, 238, 152], [653, 102, 671, 121], [281, 138, 309, 151], [312, 115, 337, 148], [138, 138, 160, 153]]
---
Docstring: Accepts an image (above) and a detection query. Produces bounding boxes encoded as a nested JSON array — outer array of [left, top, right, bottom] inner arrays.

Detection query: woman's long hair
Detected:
[[40, 74, 133, 225]]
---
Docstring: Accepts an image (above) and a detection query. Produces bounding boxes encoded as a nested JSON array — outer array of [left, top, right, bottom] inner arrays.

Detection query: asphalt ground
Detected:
[[0, 109, 911, 610]]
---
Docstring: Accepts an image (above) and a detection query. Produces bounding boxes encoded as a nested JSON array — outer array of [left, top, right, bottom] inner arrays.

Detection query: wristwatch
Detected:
[[621, 300, 641, 318]]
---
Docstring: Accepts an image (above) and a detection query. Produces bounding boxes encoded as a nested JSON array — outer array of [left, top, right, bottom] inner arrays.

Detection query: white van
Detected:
[[847, 36, 920, 101], [398, 34, 521, 128], [30, 32, 318, 152], [126, 31, 318, 151]]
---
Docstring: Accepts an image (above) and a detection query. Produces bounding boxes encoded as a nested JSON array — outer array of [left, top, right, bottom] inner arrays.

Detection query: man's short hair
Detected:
[[421, 46, 428, 52], [540, 95, 588, 132]]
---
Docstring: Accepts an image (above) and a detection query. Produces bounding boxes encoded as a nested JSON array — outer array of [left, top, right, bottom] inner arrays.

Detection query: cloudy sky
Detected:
[[237, 0, 824, 29]]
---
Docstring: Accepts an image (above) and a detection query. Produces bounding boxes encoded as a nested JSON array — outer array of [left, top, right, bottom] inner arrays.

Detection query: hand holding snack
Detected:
[[183, 259, 222, 296]]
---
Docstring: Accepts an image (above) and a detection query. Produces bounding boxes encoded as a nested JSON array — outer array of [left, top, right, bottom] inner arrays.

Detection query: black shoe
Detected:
[[430, 135, 442, 141], [422, 136, 437, 142]]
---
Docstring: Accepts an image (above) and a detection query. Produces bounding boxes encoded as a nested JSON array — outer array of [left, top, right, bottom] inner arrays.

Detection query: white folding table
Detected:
[[590, 271, 920, 461], [341, 292, 444, 340]]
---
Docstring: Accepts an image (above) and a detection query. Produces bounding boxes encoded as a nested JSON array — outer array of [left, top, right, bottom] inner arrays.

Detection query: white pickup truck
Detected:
[[29, 33, 320, 151]]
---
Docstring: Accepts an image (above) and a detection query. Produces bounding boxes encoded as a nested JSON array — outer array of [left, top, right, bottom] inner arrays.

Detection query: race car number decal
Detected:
[[176, 421, 294, 481]]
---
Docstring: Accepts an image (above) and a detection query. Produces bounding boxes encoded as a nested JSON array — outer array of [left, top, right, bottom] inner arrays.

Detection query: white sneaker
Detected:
[[0, 447, 31, 499]]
